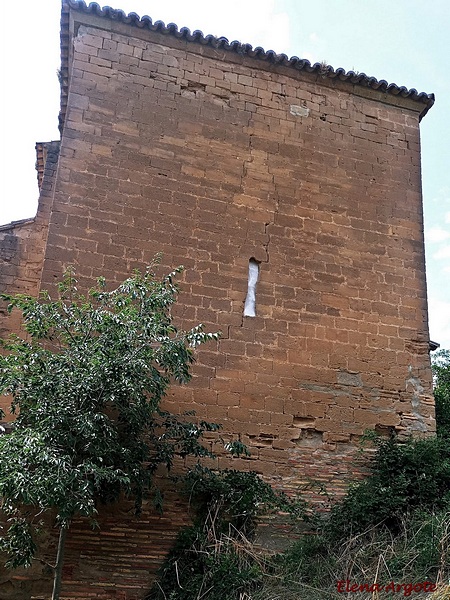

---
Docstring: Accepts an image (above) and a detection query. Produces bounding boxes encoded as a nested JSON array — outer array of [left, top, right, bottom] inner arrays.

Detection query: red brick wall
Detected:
[[0, 7, 435, 598]]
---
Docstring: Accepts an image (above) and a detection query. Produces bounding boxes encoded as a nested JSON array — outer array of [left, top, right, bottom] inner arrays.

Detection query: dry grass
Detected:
[[251, 511, 450, 600], [429, 585, 450, 600], [149, 500, 449, 600]]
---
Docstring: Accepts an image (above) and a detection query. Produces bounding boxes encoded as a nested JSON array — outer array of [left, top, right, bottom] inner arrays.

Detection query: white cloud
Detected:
[[431, 186, 450, 205], [428, 297, 450, 350], [302, 51, 319, 64], [433, 245, 450, 260], [445, 212, 450, 224], [309, 32, 320, 43], [425, 227, 450, 243]]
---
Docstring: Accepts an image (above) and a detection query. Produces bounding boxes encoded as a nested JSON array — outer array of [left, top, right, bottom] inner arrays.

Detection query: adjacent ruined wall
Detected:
[[0, 3, 435, 598], [0, 141, 59, 418]]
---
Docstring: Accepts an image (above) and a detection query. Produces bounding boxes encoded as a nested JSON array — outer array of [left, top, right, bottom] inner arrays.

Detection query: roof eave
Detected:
[[59, 1, 435, 132]]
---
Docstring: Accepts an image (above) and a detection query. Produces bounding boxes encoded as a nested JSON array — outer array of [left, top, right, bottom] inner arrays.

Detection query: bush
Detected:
[[147, 468, 306, 600], [149, 434, 450, 600], [327, 435, 450, 539]]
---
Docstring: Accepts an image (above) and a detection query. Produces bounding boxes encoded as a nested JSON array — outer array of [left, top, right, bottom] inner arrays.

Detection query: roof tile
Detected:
[[59, 0, 434, 131]]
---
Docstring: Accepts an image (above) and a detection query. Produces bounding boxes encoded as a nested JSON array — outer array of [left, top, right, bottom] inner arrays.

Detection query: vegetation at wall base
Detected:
[[326, 434, 450, 541], [150, 466, 449, 600], [149, 504, 449, 599], [147, 467, 307, 600], [150, 350, 450, 599]]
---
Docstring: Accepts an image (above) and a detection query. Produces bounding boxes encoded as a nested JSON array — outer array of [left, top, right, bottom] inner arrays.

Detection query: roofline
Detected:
[[429, 340, 440, 352], [0, 218, 36, 232], [59, 1, 435, 132]]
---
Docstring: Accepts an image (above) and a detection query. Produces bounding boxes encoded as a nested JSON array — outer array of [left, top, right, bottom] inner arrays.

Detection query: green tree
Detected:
[[432, 348, 450, 437], [0, 263, 228, 600]]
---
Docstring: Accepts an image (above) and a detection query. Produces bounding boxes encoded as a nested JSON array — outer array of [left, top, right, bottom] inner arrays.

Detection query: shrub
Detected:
[[147, 468, 306, 600], [327, 435, 450, 539]]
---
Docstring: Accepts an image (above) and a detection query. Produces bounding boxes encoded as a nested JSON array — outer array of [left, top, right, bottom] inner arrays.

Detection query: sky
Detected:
[[0, 0, 449, 348]]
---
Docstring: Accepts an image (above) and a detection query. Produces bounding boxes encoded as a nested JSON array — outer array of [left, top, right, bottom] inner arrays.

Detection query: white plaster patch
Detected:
[[406, 366, 424, 409], [289, 105, 310, 117]]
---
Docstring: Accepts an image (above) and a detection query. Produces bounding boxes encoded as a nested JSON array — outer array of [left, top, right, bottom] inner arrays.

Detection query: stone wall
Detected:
[[45, 15, 435, 462]]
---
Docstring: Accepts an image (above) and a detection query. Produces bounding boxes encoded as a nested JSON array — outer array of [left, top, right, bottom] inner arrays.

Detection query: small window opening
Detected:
[[244, 258, 260, 317]]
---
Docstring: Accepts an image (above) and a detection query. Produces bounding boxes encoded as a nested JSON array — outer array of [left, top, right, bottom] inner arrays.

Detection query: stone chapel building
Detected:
[[0, 1, 437, 597]]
